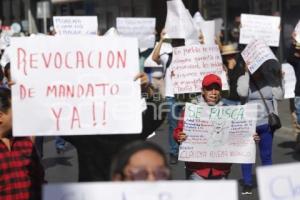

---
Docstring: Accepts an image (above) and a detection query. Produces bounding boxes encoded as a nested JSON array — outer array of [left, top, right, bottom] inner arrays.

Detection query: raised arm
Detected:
[[152, 29, 166, 64]]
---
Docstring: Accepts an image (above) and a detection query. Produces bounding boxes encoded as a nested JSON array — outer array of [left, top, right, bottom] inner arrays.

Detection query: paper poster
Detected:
[[179, 103, 257, 163], [53, 16, 98, 35], [170, 44, 228, 94], [164, 0, 198, 41], [117, 17, 156, 49], [10, 36, 141, 136], [282, 63, 296, 99], [192, 11, 205, 33], [241, 39, 277, 74], [44, 181, 238, 200], [257, 163, 300, 200], [240, 14, 281, 47]]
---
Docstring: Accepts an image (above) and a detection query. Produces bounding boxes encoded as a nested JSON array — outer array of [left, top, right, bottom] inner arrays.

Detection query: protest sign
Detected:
[[257, 163, 300, 200], [179, 103, 257, 163], [241, 39, 277, 74], [164, 0, 198, 41], [192, 11, 204, 33], [117, 17, 156, 49], [44, 181, 238, 200], [240, 14, 281, 47], [53, 16, 98, 35], [282, 63, 296, 99], [170, 44, 228, 94], [10, 36, 141, 136]]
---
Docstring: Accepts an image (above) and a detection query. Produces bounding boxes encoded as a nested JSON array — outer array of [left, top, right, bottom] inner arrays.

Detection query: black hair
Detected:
[[0, 87, 11, 113], [110, 140, 169, 180]]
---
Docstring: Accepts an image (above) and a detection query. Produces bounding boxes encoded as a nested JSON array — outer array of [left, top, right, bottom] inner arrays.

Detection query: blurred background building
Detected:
[[0, 0, 300, 59]]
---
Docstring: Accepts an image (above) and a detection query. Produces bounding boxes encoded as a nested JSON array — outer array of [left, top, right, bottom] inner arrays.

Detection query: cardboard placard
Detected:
[[44, 181, 238, 200], [170, 44, 228, 94], [10, 36, 142, 136], [53, 16, 98, 35], [179, 103, 257, 163], [240, 14, 281, 47]]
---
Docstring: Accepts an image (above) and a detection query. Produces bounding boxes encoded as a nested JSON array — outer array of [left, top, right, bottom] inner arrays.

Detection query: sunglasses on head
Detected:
[[126, 167, 170, 181], [204, 83, 221, 91]]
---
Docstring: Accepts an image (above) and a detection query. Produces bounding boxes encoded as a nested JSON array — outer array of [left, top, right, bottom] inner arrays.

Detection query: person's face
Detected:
[[0, 108, 12, 137], [123, 149, 170, 181], [202, 84, 221, 106]]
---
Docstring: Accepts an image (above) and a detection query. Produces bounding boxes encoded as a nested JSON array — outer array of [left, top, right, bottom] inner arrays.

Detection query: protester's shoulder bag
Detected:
[[250, 76, 282, 132]]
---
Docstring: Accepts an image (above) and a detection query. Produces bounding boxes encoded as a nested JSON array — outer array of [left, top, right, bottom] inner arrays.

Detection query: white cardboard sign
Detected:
[[282, 63, 296, 99], [10, 36, 141, 136], [43, 181, 238, 200], [179, 103, 257, 163], [117, 17, 156, 49], [257, 163, 300, 200], [240, 14, 281, 47], [53, 16, 98, 35], [170, 44, 228, 94], [164, 0, 198, 40], [241, 39, 277, 74]]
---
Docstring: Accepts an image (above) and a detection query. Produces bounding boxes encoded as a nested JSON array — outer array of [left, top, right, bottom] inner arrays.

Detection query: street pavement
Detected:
[[42, 99, 299, 200]]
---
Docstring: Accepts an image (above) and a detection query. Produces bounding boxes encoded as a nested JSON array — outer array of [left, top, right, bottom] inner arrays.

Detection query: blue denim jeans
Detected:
[[241, 124, 273, 186], [295, 96, 300, 125], [166, 97, 182, 156]]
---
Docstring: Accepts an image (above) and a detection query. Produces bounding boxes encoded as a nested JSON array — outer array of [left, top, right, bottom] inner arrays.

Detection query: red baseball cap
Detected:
[[202, 74, 222, 88]]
